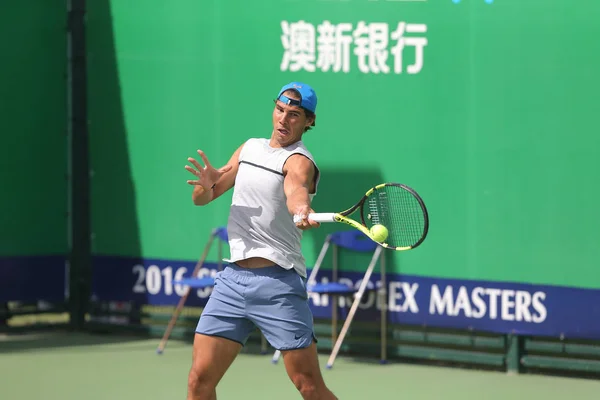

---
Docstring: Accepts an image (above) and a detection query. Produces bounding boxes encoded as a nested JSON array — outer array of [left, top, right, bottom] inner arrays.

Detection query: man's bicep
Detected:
[[283, 155, 316, 196]]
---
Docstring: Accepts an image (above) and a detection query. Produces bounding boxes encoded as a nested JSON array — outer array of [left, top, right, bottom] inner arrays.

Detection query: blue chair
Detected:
[[173, 226, 230, 290], [271, 230, 387, 368], [158, 226, 268, 354], [156, 226, 229, 354]]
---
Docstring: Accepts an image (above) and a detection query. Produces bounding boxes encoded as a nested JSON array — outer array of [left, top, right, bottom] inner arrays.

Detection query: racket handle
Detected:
[[293, 213, 336, 223]]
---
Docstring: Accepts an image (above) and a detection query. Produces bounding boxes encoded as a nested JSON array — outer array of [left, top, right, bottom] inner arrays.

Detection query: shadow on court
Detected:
[[0, 331, 150, 354]]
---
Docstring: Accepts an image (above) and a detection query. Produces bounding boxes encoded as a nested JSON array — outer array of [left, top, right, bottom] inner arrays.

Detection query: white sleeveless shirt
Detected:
[[224, 138, 319, 278]]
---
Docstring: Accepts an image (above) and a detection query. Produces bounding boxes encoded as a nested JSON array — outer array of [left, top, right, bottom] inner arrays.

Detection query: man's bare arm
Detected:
[[189, 144, 244, 206], [283, 154, 319, 230]]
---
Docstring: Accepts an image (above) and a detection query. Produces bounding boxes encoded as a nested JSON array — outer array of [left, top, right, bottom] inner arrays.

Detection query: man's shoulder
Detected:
[[242, 137, 269, 148], [238, 137, 268, 154], [286, 141, 316, 161], [246, 137, 268, 143]]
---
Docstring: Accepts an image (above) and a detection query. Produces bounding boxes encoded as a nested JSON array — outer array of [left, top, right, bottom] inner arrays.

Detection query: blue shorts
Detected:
[[195, 263, 317, 351]]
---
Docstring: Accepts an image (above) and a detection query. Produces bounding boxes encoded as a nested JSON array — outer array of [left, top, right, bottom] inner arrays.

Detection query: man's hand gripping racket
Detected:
[[293, 182, 429, 251]]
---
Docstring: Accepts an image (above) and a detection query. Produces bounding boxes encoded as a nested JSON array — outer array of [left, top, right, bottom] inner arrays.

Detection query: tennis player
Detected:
[[184, 82, 338, 400]]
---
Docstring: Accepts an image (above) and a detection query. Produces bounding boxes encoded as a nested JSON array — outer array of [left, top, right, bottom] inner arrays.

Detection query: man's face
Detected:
[[271, 91, 313, 147]]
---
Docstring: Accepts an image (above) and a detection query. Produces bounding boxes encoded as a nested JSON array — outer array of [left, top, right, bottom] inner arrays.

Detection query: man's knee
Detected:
[[290, 372, 320, 398], [188, 366, 216, 397]]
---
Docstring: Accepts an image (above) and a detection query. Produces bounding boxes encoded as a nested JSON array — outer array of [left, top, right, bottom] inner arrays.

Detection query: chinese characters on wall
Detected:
[[281, 20, 428, 74]]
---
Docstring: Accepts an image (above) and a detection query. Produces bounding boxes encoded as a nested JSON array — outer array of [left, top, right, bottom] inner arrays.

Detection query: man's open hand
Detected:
[[185, 150, 232, 190]]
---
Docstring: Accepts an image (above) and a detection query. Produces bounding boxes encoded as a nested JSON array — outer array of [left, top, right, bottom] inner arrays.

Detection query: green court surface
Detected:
[[1, 332, 599, 399]]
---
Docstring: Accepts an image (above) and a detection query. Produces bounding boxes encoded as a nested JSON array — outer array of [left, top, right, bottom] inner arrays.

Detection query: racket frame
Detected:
[[297, 183, 429, 251]]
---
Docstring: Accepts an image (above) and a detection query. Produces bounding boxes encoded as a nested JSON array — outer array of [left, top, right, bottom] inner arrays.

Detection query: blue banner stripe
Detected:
[[0, 255, 67, 302], [90, 256, 600, 340]]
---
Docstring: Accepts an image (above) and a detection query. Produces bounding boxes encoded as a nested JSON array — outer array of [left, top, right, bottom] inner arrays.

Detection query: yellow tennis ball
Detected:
[[370, 224, 388, 242]]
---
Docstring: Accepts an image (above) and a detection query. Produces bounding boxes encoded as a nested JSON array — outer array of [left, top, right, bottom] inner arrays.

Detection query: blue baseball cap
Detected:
[[276, 82, 318, 114]]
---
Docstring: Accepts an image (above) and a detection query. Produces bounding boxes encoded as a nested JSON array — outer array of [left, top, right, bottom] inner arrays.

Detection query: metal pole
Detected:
[[67, 0, 90, 330]]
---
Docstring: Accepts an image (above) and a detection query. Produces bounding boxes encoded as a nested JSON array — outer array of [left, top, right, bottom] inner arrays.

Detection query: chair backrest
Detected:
[[214, 226, 229, 243], [307, 229, 382, 286], [329, 230, 378, 253]]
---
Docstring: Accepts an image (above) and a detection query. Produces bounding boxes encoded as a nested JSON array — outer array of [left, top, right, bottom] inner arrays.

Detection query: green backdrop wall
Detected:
[[0, 1, 67, 257], [87, 0, 600, 290]]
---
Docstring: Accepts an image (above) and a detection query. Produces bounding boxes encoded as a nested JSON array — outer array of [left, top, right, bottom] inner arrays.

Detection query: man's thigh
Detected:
[[189, 333, 242, 388], [281, 342, 337, 399], [196, 266, 256, 346], [245, 266, 317, 351], [281, 341, 325, 382]]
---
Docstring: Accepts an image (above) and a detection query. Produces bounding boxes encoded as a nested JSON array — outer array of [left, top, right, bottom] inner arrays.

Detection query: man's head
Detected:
[[271, 82, 317, 147]]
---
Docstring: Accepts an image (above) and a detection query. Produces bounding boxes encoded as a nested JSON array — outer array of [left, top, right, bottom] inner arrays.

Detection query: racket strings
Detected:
[[368, 196, 381, 224], [365, 185, 426, 248]]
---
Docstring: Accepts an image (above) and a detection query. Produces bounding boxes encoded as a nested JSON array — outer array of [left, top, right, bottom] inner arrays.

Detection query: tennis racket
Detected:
[[293, 182, 429, 250]]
